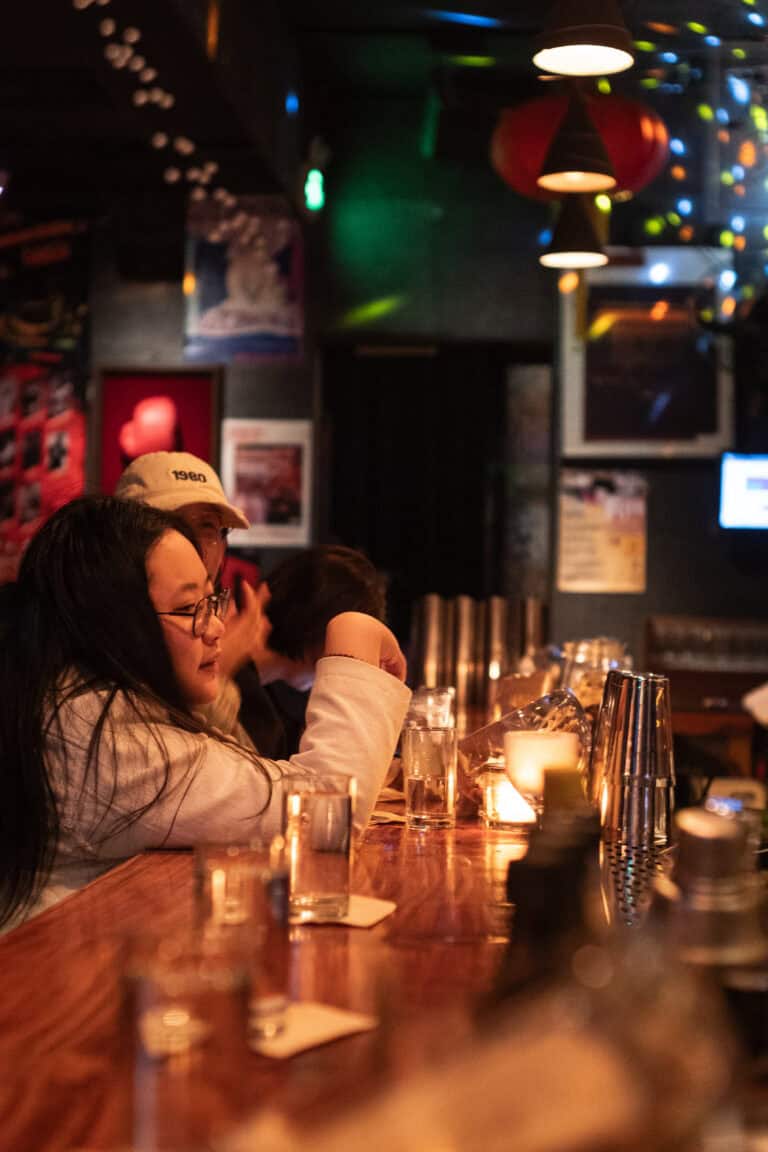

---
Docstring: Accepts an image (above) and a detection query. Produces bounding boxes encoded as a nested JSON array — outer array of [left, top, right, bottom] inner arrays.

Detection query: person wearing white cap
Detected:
[[115, 451, 282, 750]]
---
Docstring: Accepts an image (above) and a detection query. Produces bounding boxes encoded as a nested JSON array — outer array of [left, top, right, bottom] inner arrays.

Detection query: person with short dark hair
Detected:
[[0, 496, 409, 930]]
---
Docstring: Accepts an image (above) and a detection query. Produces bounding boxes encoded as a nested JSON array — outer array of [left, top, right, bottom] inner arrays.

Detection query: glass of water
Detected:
[[283, 774, 355, 921], [401, 727, 457, 830]]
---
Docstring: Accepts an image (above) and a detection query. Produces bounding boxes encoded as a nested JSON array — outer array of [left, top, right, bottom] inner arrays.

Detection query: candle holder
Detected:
[[478, 758, 537, 830]]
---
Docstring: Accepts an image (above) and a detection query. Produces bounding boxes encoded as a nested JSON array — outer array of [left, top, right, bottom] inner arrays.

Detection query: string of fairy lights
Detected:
[[70, 0, 235, 210]]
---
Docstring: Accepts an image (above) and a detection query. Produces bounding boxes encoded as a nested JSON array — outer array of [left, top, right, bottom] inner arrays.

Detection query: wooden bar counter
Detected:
[[0, 821, 523, 1152]]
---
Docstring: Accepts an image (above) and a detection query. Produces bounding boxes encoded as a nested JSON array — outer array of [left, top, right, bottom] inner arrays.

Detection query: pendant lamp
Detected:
[[533, 0, 635, 77], [540, 194, 608, 268], [537, 92, 616, 192]]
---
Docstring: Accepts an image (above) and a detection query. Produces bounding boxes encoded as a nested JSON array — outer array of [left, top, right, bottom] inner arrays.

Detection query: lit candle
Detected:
[[480, 770, 537, 828], [503, 730, 581, 799]]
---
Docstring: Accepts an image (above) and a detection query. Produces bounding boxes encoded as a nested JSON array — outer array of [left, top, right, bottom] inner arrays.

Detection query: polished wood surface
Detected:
[[0, 821, 524, 1152]]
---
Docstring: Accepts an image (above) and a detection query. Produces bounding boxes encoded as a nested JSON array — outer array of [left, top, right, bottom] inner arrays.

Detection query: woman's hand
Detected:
[[324, 612, 407, 682]]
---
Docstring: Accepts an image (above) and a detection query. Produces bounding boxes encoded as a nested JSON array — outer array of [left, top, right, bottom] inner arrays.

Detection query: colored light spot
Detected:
[[720, 269, 737, 291], [661, 51, 678, 63], [537, 227, 553, 246], [670, 137, 685, 155], [687, 21, 707, 33], [731, 215, 746, 233], [667, 212, 682, 226], [671, 165, 686, 180], [340, 295, 404, 327], [182, 272, 196, 296], [733, 47, 748, 58], [597, 78, 611, 94], [735, 235, 747, 250], [722, 296, 737, 316], [424, 9, 503, 27], [680, 225, 694, 241], [447, 54, 496, 66], [650, 300, 669, 321], [733, 164, 746, 179], [763, 224, 768, 240], [649, 261, 671, 284], [558, 271, 579, 294], [739, 140, 757, 166], [721, 171, 736, 186], [677, 198, 693, 215], [735, 184, 746, 196], [285, 90, 299, 116], [641, 77, 660, 89], [700, 307, 714, 322], [645, 216, 665, 235], [697, 103, 714, 121], [595, 194, 612, 213], [634, 40, 656, 51], [744, 285, 755, 299], [748, 12, 765, 26], [720, 230, 735, 247], [304, 168, 324, 211], [716, 108, 730, 124], [717, 129, 731, 144], [705, 35, 722, 46], [729, 76, 751, 104], [646, 21, 678, 34]]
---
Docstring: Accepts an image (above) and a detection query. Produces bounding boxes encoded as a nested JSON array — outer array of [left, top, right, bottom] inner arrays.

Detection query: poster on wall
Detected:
[[220, 418, 312, 547], [97, 367, 221, 496], [184, 195, 303, 363], [0, 220, 89, 582], [557, 469, 648, 594]]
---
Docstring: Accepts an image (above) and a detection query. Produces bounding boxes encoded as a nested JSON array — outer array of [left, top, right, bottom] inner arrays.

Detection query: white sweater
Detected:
[[20, 656, 410, 923]]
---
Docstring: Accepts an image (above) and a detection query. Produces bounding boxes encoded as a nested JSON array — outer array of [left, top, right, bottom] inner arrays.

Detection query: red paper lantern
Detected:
[[491, 93, 669, 200]]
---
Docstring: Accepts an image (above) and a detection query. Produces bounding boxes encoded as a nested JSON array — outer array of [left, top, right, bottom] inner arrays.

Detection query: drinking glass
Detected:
[[125, 928, 250, 1152], [401, 726, 457, 829], [404, 685, 456, 729], [282, 774, 355, 921], [194, 840, 290, 1040]]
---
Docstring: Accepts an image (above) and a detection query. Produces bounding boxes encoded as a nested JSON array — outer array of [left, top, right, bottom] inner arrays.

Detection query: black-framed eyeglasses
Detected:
[[157, 589, 231, 637]]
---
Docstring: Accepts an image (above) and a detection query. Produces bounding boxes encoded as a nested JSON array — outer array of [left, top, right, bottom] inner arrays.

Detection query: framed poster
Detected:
[[557, 469, 647, 594], [97, 367, 221, 495], [220, 418, 312, 546], [561, 247, 734, 458], [184, 195, 303, 363]]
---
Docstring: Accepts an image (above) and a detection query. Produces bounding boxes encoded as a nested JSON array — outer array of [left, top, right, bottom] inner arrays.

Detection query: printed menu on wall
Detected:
[[557, 469, 647, 594]]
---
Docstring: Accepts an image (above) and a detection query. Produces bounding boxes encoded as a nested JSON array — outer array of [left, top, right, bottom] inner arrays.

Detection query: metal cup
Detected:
[[589, 670, 675, 848]]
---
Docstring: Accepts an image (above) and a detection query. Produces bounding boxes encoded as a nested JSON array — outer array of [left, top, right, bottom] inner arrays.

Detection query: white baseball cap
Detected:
[[114, 451, 249, 531]]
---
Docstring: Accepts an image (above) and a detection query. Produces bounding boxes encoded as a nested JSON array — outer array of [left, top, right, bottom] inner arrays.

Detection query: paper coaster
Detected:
[[290, 893, 396, 928], [249, 1001, 378, 1058]]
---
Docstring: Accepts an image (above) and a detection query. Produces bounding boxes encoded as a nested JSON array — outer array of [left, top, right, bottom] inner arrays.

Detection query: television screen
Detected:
[[719, 452, 768, 529]]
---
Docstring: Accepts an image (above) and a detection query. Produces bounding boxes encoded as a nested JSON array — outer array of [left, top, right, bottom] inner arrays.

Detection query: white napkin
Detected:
[[290, 894, 396, 928], [248, 1001, 378, 1058], [743, 682, 768, 725]]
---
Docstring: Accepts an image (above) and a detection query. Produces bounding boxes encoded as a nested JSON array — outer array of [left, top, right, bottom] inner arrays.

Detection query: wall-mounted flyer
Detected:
[[557, 469, 647, 594]]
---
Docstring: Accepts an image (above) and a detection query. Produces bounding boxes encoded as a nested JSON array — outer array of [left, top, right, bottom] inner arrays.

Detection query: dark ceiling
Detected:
[[2, 2, 768, 246]]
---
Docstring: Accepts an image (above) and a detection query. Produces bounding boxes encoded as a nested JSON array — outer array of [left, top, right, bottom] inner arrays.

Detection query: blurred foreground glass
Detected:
[[402, 726, 457, 829], [125, 929, 250, 1152], [283, 774, 355, 921], [561, 636, 631, 715], [194, 840, 290, 1040], [404, 685, 456, 729], [589, 670, 675, 848]]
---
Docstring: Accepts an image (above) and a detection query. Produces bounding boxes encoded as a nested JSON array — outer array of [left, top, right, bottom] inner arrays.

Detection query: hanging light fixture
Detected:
[[540, 194, 608, 268], [537, 92, 616, 192], [533, 0, 634, 77]]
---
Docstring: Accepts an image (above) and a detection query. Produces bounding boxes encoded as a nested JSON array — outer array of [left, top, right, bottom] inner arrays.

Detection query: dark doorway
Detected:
[[320, 343, 509, 643]]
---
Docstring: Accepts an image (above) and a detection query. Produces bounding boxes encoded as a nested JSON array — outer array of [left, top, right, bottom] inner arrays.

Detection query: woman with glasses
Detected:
[[115, 451, 284, 754], [0, 496, 409, 930]]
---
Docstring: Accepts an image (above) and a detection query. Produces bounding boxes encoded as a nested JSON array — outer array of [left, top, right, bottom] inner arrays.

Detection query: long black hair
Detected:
[[0, 496, 262, 926]]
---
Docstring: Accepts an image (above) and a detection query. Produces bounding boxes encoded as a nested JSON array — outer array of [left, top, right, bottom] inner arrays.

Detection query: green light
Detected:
[[762, 224, 768, 240], [644, 217, 664, 236], [641, 77, 660, 89], [744, 284, 755, 299], [634, 40, 656, 51], [721, 171, 735, 186], [597, 78, 611, 94], [697, 103, 714, 121], [304, 167, 325, 211], [447, 54, 496, 67], [720, 230, 735, 247], [733, 47, 747, 58], [667, 211, 681, 226], [340, 296, 404, 328], [687, 21, 707, 33], [700, 307, 714, 322], [594, 194, 612, 213], [751, 105, 768, 132], [742, 0, 757, 6]]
